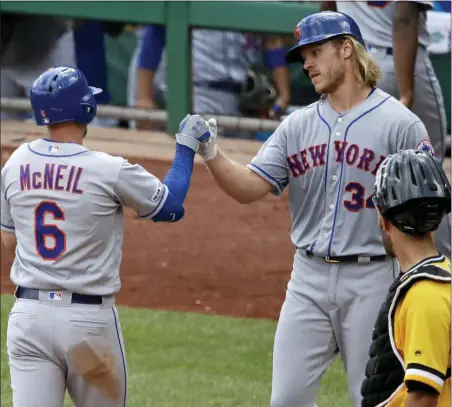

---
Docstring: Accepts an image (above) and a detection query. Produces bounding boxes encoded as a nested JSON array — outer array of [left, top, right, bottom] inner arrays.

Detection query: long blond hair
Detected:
[[333, 35, 381, 87]]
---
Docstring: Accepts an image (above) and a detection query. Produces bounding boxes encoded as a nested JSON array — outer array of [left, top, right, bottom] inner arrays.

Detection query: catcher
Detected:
[[361, 149, 451, 407]]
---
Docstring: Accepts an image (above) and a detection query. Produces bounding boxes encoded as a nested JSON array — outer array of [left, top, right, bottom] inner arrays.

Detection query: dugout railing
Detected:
[[0, 1, 450, 136]]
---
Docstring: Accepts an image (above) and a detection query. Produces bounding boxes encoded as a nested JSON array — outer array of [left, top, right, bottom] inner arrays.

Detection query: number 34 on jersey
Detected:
[[287, 141, 386, 213]]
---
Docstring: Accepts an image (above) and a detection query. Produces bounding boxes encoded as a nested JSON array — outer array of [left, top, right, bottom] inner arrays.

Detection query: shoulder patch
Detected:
[[151, 182, 164, 202], [416, 139, 435, 157]]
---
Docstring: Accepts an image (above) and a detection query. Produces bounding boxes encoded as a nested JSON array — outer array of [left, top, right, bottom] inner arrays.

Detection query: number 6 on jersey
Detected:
[[34, 201, 66, 261]]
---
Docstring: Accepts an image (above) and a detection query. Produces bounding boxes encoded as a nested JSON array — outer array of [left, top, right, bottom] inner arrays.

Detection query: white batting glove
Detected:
[[197, 118, 218, 161], [175, 114, 211, 153]]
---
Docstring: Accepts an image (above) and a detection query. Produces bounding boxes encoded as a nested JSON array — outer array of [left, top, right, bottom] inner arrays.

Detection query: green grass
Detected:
[[1, 294, 350, 407]]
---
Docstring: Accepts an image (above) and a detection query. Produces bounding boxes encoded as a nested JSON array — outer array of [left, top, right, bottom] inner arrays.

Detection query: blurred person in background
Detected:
[[127, 24, 147, 130], [1, 13, 75, 122], [128, 25, 291, 138], [320, 0, 451, 264], [73, 20, 124, 128]]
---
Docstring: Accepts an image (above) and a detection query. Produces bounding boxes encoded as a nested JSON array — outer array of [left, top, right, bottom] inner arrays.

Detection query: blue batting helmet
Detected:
[[286, 11, 366, 64], [29, 66, 102, 126]]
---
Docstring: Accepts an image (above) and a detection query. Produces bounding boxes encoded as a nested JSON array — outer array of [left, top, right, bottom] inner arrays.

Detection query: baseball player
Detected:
[[196, 11, 437, 407], [129, 25, 290, 136], [320, 1, 451, 259], [361, 149, 451, 407], [0, 66, 210, 407]]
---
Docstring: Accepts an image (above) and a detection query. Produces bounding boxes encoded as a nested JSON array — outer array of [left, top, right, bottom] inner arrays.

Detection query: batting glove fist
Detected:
[[197, 118, 218, 161], [175, 114, 211, 152]]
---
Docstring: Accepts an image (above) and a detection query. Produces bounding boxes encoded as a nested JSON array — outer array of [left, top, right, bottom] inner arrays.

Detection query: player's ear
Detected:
[[341, 38, 353, 60], [381, 216, 393, 234]]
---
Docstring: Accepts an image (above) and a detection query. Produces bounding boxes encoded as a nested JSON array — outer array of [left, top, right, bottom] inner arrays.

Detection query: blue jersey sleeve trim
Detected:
[[1, 223, 15, 231], [247, 163, 284, 195], [139, 185, 169, 219]]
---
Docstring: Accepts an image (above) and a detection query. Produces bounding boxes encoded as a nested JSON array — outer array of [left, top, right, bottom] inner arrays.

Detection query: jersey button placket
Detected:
[[323, 120, 344, 253], [316, 122, 342, 253]]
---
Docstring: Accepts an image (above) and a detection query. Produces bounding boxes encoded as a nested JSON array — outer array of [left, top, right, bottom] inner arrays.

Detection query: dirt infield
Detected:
[[0, 121, 293, 320], [1, 121, 451, 320]]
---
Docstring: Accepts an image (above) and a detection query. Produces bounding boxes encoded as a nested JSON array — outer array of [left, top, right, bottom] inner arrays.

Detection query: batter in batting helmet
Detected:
[[30, 66, 102, 126], [373, 149, 451, 235], [286, 11, 366, 64]]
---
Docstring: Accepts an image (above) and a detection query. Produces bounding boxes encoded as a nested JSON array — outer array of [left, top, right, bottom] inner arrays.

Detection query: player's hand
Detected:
[[175, 114, 211, 152], [198, 118, 218, 161]]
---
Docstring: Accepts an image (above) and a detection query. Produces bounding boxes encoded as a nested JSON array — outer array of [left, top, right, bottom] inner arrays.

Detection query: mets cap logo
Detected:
[[294, 26, 301, 42]]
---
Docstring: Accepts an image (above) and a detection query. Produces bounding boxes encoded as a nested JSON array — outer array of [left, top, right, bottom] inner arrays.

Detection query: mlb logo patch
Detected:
[[49, 292, 63, 301], [48, 145, 60, 153]]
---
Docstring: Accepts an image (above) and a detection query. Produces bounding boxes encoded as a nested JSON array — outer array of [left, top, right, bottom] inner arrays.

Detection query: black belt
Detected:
[[201, 80, 242, 94], [15, 286, 103, 305], [305, 250, 387, 263]]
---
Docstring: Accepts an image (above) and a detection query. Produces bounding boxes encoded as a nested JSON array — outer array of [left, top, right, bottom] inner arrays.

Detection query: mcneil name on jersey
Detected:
[[19, 163, 84, 194]]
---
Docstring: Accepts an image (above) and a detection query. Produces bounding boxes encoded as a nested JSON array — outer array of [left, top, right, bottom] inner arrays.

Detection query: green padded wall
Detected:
[[104, 32, 138, 107], [103, 32, 451, 132]]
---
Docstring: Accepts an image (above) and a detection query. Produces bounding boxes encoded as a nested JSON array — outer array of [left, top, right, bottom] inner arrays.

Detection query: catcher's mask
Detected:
[[373, 149, 451, 235]]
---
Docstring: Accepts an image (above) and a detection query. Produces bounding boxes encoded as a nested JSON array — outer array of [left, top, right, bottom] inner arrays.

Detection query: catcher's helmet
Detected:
[[286, 11, 366, 64], [30, 66, 102, 126], [373, 149, 451, 235]]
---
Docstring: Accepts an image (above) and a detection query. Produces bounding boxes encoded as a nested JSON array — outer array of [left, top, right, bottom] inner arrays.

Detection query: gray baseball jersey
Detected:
[[248, 88, 432, 257], [1, 138, 167, 295], [336, 0, 450, 257], [336, 1, 433, 49], [252, 88, 434, 407]]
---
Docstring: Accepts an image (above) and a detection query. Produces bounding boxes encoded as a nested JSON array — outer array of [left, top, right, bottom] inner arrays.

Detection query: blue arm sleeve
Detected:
[[263, 48, 288, 70], [152, 143, 195, 223], [138, 24, 166, 71]]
